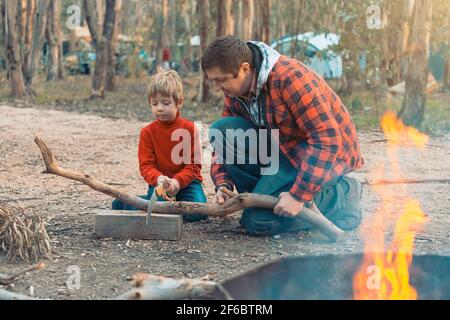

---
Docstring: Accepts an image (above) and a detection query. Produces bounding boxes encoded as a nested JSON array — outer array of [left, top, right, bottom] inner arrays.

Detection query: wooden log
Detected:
[[95, 210, 182, 240], [0, 289, 36, 300], [0, 263, 45, 285], [34, 136, 344, 241], [115, 274, 217, 300]]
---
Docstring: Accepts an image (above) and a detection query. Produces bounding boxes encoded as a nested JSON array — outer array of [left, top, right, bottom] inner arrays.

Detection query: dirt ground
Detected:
[[0, 103, 449, 300]]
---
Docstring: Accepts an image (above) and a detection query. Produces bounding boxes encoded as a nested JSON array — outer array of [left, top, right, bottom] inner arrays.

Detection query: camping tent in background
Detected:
[[270, 32, 343, 79]]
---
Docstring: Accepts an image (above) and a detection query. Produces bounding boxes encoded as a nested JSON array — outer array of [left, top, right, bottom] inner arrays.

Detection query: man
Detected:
[[202, 36, 364, 236]]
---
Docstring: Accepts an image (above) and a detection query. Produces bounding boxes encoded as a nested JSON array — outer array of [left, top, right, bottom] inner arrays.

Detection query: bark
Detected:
[[4, 0, 27, 98], [170, 0, 176, 56], [25, 0, 49, 86], [0, 289, 37, 300], [156, 0, 169, 64], [105, 0, 122, 91], [261, 0, 270, 43], [253, 0, 260, 40], [290, 0, 305, 58], [236, 0, 243, 39], [45, 0, 63, 81], [34, 136, 345, 242], [216, 0, 233, 37], [381, 1, 404, 86], [91, 0, 117, 99], [398, 0, 432, 129], [82, 0, 103, 50], [115, 274, 217, 300], [0, 263, 45, 286], [21, 0, 35, 79], [400, 0, 415, 79], [199, 0, 210, 102], [444, 0, 450, 89], [241, 0, 253, 41], [181, 0, 192, 71]]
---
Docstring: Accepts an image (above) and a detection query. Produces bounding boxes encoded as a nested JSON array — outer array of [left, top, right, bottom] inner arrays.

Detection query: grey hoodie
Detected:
[[240, 41, 281, 127]]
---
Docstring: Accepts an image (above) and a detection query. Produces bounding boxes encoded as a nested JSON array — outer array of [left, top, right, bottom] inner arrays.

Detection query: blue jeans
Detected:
[[209, 117, 362, 236], [111, 180, 208, 222]]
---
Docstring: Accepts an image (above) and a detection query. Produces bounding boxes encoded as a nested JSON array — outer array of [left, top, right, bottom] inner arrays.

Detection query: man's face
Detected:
[[205, 63, 252, 97]]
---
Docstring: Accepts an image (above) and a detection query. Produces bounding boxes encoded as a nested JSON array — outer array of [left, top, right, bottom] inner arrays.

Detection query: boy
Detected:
[[112, 67, 207, 222]]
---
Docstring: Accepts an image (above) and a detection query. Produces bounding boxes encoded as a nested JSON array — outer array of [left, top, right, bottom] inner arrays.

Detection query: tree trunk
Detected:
[[253, 0, 260, 40], [181, 0, 192, 71], [242, 0, 253, 41], [444, 0, 450, 89], [3, 0, 27, 98], [25, 0, 49, 86], [170, 0, 177, 58], [199, 0, 210, 102], [105, 0, 122, 91], [82, 0, 104, 50], [400, 0, 415, 79], [236, 0, 243, 39], [261, 0, 270, 43], [216, 0, 233, 36], [290, 0, 304, 58], [91, 0, 117, 99], [275, 0, 285, 41], [398, 0, 432, 129], [156, 0, 169, 65], [21, 0, 35, 80], [45, 0, 63, 81]]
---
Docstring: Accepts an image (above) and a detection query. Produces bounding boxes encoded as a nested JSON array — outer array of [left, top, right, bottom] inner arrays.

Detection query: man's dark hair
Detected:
[[201, 35, 253, 77]]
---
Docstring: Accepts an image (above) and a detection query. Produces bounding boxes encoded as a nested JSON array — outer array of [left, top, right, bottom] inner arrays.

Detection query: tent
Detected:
[[270, 32, 343, 79]]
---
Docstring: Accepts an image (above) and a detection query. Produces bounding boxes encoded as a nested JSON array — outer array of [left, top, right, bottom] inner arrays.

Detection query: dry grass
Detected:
[[0, 202, 51, 263]]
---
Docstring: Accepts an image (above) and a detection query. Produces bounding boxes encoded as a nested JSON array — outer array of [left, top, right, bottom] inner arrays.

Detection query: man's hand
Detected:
[[213, 186, 231, 204], [273, 192, 304, 217]]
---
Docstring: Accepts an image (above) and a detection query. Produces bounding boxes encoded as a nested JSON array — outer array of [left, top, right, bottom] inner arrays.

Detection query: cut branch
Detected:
[[34, 136, 344, 241], [363, 178, 450, 185], [0, 262, 45, 285], [115, 274, 217, 300], [0, 288, 37, 300]]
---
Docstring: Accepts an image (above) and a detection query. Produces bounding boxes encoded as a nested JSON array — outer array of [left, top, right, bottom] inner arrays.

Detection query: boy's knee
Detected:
[[112, 199, 123, 210]]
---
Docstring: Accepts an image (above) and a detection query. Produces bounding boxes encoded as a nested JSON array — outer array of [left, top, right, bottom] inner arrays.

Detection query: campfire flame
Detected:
[[353, 112, 429, 300]]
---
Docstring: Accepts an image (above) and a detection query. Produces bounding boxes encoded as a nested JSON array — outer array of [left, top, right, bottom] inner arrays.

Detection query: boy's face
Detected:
[[148, 93, 183, 122], [205, 63, 253, 98]]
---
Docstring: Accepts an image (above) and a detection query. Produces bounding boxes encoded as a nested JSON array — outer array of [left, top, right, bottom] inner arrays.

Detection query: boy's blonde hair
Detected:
[[147, 66, 183, 102]]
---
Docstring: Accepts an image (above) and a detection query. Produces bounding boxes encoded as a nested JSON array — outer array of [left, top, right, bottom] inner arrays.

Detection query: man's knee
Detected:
[[240, 208, 284, 236], [315, 176, 363, 231]]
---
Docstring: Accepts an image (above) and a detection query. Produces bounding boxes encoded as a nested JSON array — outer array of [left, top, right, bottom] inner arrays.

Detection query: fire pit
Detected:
[[214, 254, 450, 300]]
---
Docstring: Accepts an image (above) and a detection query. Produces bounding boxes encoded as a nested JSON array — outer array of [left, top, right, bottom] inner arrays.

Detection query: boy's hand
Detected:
[[166, 179, 180, 197], [157, 175, 171, 188]]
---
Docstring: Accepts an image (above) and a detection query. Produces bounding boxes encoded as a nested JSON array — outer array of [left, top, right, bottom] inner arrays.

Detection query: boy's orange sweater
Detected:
[[138, 113, 203, 189]]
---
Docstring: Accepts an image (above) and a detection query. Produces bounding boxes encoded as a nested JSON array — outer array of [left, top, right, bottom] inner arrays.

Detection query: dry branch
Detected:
[[0, 201, 52, 263], [34, 136, 344, 241], [363, 178, 450, 185], [0, 288, 37, 300], [0, 262, 45, 285], [115, 274, 217, 300]]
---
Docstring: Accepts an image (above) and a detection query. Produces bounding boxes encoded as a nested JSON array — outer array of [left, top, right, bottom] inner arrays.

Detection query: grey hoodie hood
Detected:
[[242, 41, 280, 127], [248, 41, 281, 96]]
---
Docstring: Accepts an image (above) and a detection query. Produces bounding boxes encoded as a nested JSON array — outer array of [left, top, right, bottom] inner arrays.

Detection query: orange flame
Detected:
[[353, 112, 429, 300]]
